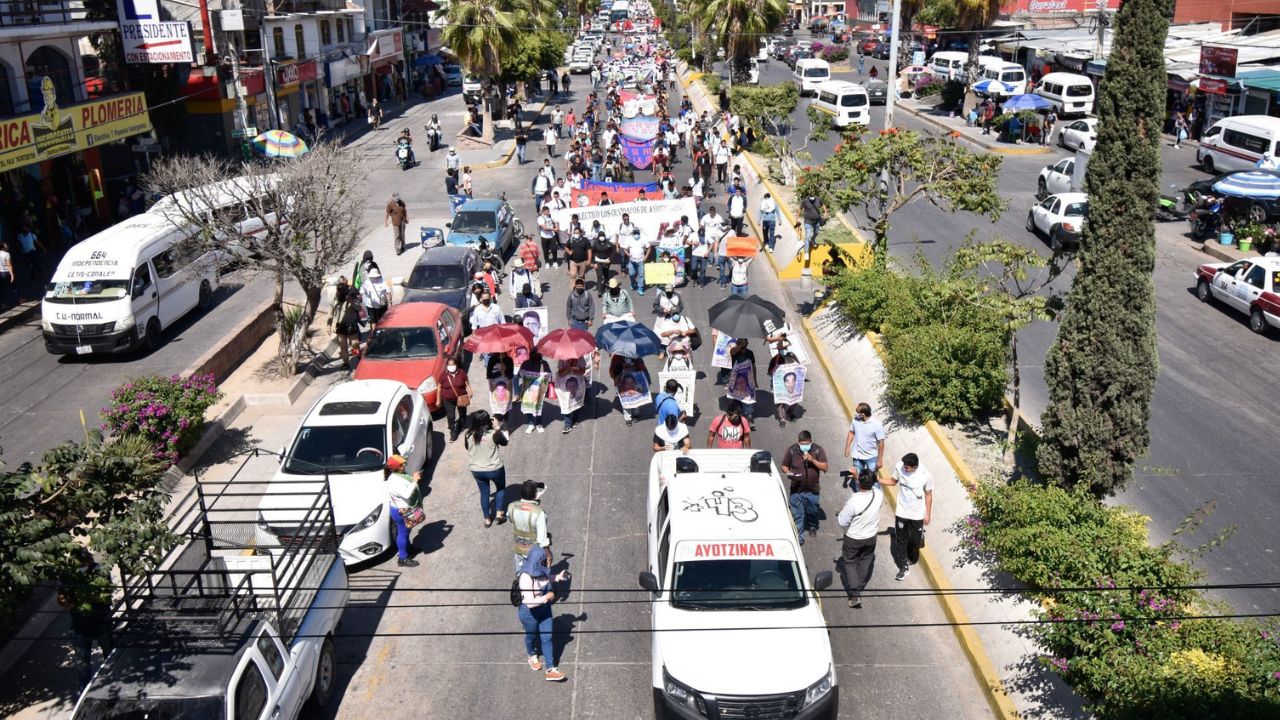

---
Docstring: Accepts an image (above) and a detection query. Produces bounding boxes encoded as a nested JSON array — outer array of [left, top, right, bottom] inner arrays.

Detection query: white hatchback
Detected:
[[1058, 118, 1098, 151], [1027, 192, 1089, 251], [258, 379, 433, 565], [1037, 157, 1076, 199]]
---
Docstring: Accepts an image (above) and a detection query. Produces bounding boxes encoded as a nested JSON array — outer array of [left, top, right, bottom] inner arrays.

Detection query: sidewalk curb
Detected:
[[1200, 239, 1245, 263], [474, 92, 558, 170], [900, 103, 1050, 156], [0, 300, 41, 335], [800, 317, 1020, 720]]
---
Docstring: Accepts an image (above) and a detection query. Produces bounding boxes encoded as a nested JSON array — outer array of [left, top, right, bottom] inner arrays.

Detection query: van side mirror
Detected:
[[638, 571, 659, 592], [278, 446, 286, 464], [813, 571, 833, 591]]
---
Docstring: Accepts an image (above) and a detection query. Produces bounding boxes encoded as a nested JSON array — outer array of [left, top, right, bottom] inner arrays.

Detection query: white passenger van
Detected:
[[793, 58, 832, 96], [1197, 115, 1280, 174], [811, 80, 870, 127], [1034, 72, 1095, 116], [973, 57, 1026, 96], [641, 450, 837, 720], [42, 213, 221, 355], [928, 50, 967, 80]]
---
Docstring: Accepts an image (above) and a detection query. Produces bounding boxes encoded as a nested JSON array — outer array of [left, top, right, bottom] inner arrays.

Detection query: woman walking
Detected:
[[465, 412, 509, 527], [327, 279, 361, 370], [516, 545, 569, 682], [440, 356, 471, 442], [383, 455, 422, 567]]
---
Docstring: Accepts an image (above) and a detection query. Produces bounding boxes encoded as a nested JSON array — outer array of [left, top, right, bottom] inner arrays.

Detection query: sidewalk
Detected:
[[896, 97, 1050, 156]]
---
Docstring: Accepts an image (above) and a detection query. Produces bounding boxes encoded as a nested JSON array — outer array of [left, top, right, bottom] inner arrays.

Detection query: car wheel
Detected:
[[1036, 178, 1047, 200], [308, 636, 337, 709], [198, 280, 213, 310], [1049, 227, 1063, 252], [1058, 132, 1067, 149], [1026, 212, 1037, 234], [1201, 154, 1215, 174], [1248, 202, 1267, 224], [1196, 279, 1212, 302], [1250, 307, 1267, 334], [143, 317, 162, 353]]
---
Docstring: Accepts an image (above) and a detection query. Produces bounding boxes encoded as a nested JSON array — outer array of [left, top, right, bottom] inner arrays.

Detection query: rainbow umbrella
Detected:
[[251, 129, 310, 158]]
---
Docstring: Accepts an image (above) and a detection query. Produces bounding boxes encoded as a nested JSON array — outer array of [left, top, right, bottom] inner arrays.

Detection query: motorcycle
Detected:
[[395, 138, 414, 171], [1188, 199, 1223, 240], [425, 125, 442, 152]]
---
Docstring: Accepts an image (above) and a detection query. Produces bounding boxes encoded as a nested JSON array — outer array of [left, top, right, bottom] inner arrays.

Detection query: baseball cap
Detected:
[[385, 455, 406, 471]]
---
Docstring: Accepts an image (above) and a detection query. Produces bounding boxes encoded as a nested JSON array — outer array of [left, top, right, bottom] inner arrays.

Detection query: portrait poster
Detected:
[[617, 370, 652, 409], [488, 377, 512, 415], [710, 330, 734, 369], [726, 360, 757, 403], [771, 363, 806, 406], [517, 307, 549, 343], [762, 319, 810, 365], [519, 370, 547, 415], [554, 369, 588, 414], [658, 368, 696, 416]]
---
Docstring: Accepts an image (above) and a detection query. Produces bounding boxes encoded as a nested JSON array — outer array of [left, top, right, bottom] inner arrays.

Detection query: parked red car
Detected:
[[353, 302, 464, 412], [860, 38, 883, 55]]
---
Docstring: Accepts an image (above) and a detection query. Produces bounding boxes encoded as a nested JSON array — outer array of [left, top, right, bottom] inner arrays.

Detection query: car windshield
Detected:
[[1063, 201, 1089, 216], [284, 423, 385, 474], [364, 326, 439, 359], [44, 279, 130, 304], [452, 210, 496, 234], [408, 263, 467, 290], [672, 559, 807, 610]]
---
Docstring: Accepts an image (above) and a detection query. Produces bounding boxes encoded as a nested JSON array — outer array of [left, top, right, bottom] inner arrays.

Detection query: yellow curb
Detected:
[[473, 94, 557, 170], [801, 318, 1020, 720]]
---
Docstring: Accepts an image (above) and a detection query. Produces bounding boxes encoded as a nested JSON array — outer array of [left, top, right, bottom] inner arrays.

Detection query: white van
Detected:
[[1034, 72, 1094, 116], [928, 50, 967, 80], [42, 213, 221, 355], [641, 450, 837, 720], [1197, 115, 1280, 174], [811, 80, 870, 127], [793, 58, 831, 96], [973, 58, 1026, 96]]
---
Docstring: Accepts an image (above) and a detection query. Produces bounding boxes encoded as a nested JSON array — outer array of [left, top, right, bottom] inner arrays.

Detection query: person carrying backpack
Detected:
[[706, 400, 751, 449]]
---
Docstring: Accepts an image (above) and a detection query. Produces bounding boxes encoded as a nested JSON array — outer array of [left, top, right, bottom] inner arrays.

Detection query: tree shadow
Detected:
[[312, 572, 398, 719]]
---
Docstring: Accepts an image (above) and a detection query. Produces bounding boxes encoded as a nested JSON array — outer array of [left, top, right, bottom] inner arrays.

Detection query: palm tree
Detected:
[[691, 0, 786, 83], [438, 0, 522, 142]]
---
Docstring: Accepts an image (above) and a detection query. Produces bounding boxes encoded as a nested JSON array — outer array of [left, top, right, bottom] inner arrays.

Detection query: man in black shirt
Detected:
[[591, 232, 615, 295], [567, 229, 594, 282]]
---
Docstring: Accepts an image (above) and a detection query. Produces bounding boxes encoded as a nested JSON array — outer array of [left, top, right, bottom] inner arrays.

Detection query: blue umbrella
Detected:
[[1212, 170, 1280, 200], [595, 320, 662, 358], [1002, 93, 1052, 111], [973, 79, 1014, 96]]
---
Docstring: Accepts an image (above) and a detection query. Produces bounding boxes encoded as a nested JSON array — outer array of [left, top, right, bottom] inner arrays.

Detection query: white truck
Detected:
[[640, 450, 838, 720], [72, 453, 349, 720]]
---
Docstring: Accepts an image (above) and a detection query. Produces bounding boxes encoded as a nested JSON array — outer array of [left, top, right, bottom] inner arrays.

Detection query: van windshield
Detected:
[[841, 94, 867, 107], [1067, 85, 1092, 97], [672, 559, 807, 610], [803, 67, 828, 78], [44, 280, 130, 304], [1001, 71, 1023, 83]]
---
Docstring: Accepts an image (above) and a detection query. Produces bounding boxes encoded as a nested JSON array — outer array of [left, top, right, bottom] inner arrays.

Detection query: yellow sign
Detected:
[[0, 80, 152, 172], [644, 262, 675, 286]]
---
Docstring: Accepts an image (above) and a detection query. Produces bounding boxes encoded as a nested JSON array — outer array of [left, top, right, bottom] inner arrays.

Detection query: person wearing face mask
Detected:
[[565, 278, 593, 330], [654, 310, 694, 363], [843, 402, 887, 477], [469, 291, 505, 367], [652, 284, 683, 318], [782, 430, 830, 546], [439, 355, 472, 442], [515, 282, 543, 309], [601, 278, 635, 323], [591, 231, 615, 296]]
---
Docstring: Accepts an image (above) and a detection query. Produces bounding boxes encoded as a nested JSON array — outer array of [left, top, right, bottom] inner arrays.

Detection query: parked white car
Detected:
[[258, 379, 434, 565], [1194, 256, 1280, 334], [1058, 118, 1098, 152], [1037, 158, 1076, 199], [1026, 192, 1089, 251]]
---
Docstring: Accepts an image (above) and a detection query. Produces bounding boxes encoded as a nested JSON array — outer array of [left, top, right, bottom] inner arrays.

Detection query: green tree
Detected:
[[438, 0, 524, 142], [1036, 0, 1171, 497], [689, 0, 785, 82], [499, 31, 571, 87], [728, 83, 797, 144], [796, 129, 1003, 267]]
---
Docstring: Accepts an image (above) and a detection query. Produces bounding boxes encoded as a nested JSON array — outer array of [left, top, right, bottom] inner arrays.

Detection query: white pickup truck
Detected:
[[72, 455, 349, 720]]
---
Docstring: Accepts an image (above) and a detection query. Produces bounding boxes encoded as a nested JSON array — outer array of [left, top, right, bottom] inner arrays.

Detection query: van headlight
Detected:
[[117, 313, 136, 330], [353, 504, 383, 532], [801, 665, 836, 709], [662, 668, 703, 713], [256, 511, 277, 535], [41, 318, 53, 332]]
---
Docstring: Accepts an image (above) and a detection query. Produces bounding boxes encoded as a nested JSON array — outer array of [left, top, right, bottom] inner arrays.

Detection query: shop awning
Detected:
[[1238, 69, 1280, 93], [413, 54, 442, 67]]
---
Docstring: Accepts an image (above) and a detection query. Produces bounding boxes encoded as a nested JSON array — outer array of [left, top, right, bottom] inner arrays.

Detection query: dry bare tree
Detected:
[[144, 141, 366, 372]]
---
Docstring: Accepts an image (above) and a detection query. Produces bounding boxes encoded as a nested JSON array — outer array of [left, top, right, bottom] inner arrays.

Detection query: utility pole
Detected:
[[883, 0, 902, 130]]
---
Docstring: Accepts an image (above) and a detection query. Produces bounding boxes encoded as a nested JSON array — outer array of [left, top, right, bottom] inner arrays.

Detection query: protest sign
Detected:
[[726, 361, 757, 403], [519, 369, 548, 415], [725, 236, 758, 257], [551, 197, 698, 245], [489, 377, 513, 415], [515, 306, 549, 342], [658, 368, 697, 415], [621, 115, 661, 140], [571, 186, 664, 207], [617, 370, 652, 409], [644, 262, 675, 286], [621, 136, 656, 168], [554, 370, 588, 413], [772, 363, 805, 405], [710, 330, 734, 369]]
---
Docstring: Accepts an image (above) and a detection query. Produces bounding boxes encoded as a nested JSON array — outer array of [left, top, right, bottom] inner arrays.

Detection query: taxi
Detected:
[[640, 450, 837, 720], [1194, 255, 1280, 334]]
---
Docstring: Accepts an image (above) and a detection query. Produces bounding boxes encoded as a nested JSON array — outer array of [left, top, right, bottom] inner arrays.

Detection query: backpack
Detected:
[[510, 576, 523, 607]]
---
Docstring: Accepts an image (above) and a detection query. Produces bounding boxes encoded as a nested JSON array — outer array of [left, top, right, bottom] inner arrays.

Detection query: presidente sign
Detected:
[[117, 0, 194, 64], [0, 84, 152, 172]]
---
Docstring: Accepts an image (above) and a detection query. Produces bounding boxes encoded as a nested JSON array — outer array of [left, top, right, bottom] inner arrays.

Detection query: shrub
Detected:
[[702, 73, 721, 100], [882, 321, 1007, 424], [940, 79, 966, 111], [913, 75, 943, 98], [821, 45, 848, 63], [102, 374, 221, 464]]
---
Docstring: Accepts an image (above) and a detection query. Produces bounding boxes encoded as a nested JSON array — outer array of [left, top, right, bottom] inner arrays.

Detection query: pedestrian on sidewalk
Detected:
[[857, 50, 866, 76], [0, 241, 12, 309], [509, 479, 551, 572], [368, 98, 382, 129], [1174, 114, 1189, 148], [359, 266, 390, 329], [759, 193, 779, 251], [383, 455, 423, 567], [515, 545, 569, 682], [446, 147, 461, 174], [843, 402, 887, 475], [836, 468, 883, 608], [17, 224, 44, 284], [516, 127, 529, 164], [461, 166, 474, 197], [58, 550, 113, 686], [879, 453, 934, 581], [328, 280, 361, 370], [798, 195, 823, 256], [1042, 109, 1058, 147], [465, 412, 509, 528], [384, 193, 408, 255], [782, 430, 830, 545], [565, 277, 594, 331], [440, 357, 471, 442]]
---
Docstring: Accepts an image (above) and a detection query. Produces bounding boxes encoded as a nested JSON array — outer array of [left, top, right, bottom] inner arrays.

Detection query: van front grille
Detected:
[[52, 322, 115, 336]]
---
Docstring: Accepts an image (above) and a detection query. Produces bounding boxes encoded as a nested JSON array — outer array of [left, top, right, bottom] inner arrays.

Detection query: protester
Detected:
[[517, 349, 553, 433], [565, 277, 594, 330], [602, 277, 635, 322], [610, 354, 649, 426], [707, 400, 751, 449], [843, 402, 887, 475], [879, 452, 934, 581], [516, 545, 569, 682], [591, 231, 615, 295], [760, 193, 780, 251], [837, 467, 883, 608], [465, 410, 509, 527], [653, 413, 692, 453], [728, 254, 752, 297], [769, 349, 803, 426], [781, 430, 829, 546], [653, 284, 684, 318], [537, 206, 561, 268], [654, 310, 695, 362], [509, 479, 551, 572], [383, 455, 422, 566], [567, 226, 594, 281], [654, 378, 687, 427]]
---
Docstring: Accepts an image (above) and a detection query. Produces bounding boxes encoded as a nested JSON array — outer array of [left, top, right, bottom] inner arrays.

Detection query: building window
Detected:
[[295, 25, 306, 57], [272, 27, 285, 58], [336, 18, 345, 42], [320, 20, 331, 46], [348, 19, 355, 40], [24, 46, 73, 110]]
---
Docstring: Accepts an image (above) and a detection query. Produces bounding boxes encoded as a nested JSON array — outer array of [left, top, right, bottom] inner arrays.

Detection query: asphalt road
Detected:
[[0, 277, 264, 467], [752, 45, 1280, 613]]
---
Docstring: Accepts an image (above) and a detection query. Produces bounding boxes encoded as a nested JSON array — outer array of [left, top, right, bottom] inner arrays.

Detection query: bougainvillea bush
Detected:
[[102, 374, 221, 464]]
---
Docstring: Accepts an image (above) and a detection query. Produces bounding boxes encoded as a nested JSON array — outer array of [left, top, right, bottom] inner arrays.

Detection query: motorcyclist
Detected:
[[395, 128, 416, 167], [425, 114, 442, 151]]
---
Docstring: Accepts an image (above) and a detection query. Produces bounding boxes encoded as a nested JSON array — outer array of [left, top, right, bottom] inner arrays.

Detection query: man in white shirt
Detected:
[[728, 255, 752, 296], [551, 106, 564, 137], [727, 188, 747, 235], [544, 126, 557, 157], [714, 144, 730, 184], [532, 172, 551, 213], [619, 214, 651, 294], [837, 468, 884, 608], [537, 207, 561, 268], [879, 453, 934, 581], [843, 402, 887, 475]]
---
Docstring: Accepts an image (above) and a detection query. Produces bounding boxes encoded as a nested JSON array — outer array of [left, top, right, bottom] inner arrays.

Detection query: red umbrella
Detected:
[[463, 323, 534, 354], [536, 328, 596, 360]]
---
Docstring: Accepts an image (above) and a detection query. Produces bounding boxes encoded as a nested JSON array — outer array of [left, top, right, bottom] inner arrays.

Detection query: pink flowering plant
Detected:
[[102, 374, 221, 464]]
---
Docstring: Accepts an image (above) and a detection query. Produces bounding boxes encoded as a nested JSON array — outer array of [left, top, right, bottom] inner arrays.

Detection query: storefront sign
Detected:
[[296, 60, 319, 84], [1000, 0, 1119, 12], [1168, 76, 1189, 93], [276, 63, 300, 88], [120, 21, 195, 64], [367, 29, 404, 66], [0, 86, 152, 172], [1199, 46, 1238, 78], [1199, 77, 1229, 96]]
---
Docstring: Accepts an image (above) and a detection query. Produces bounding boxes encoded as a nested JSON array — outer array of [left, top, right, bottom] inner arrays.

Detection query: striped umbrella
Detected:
[[973, 79, 1014, 96], [1002, 93, 1052, 111], [251, 129, 310, 158], [1212, 170, 1280, 200]]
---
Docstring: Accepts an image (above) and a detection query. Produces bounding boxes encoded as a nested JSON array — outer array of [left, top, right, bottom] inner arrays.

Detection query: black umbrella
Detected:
[[706, 295, 787, 338]]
